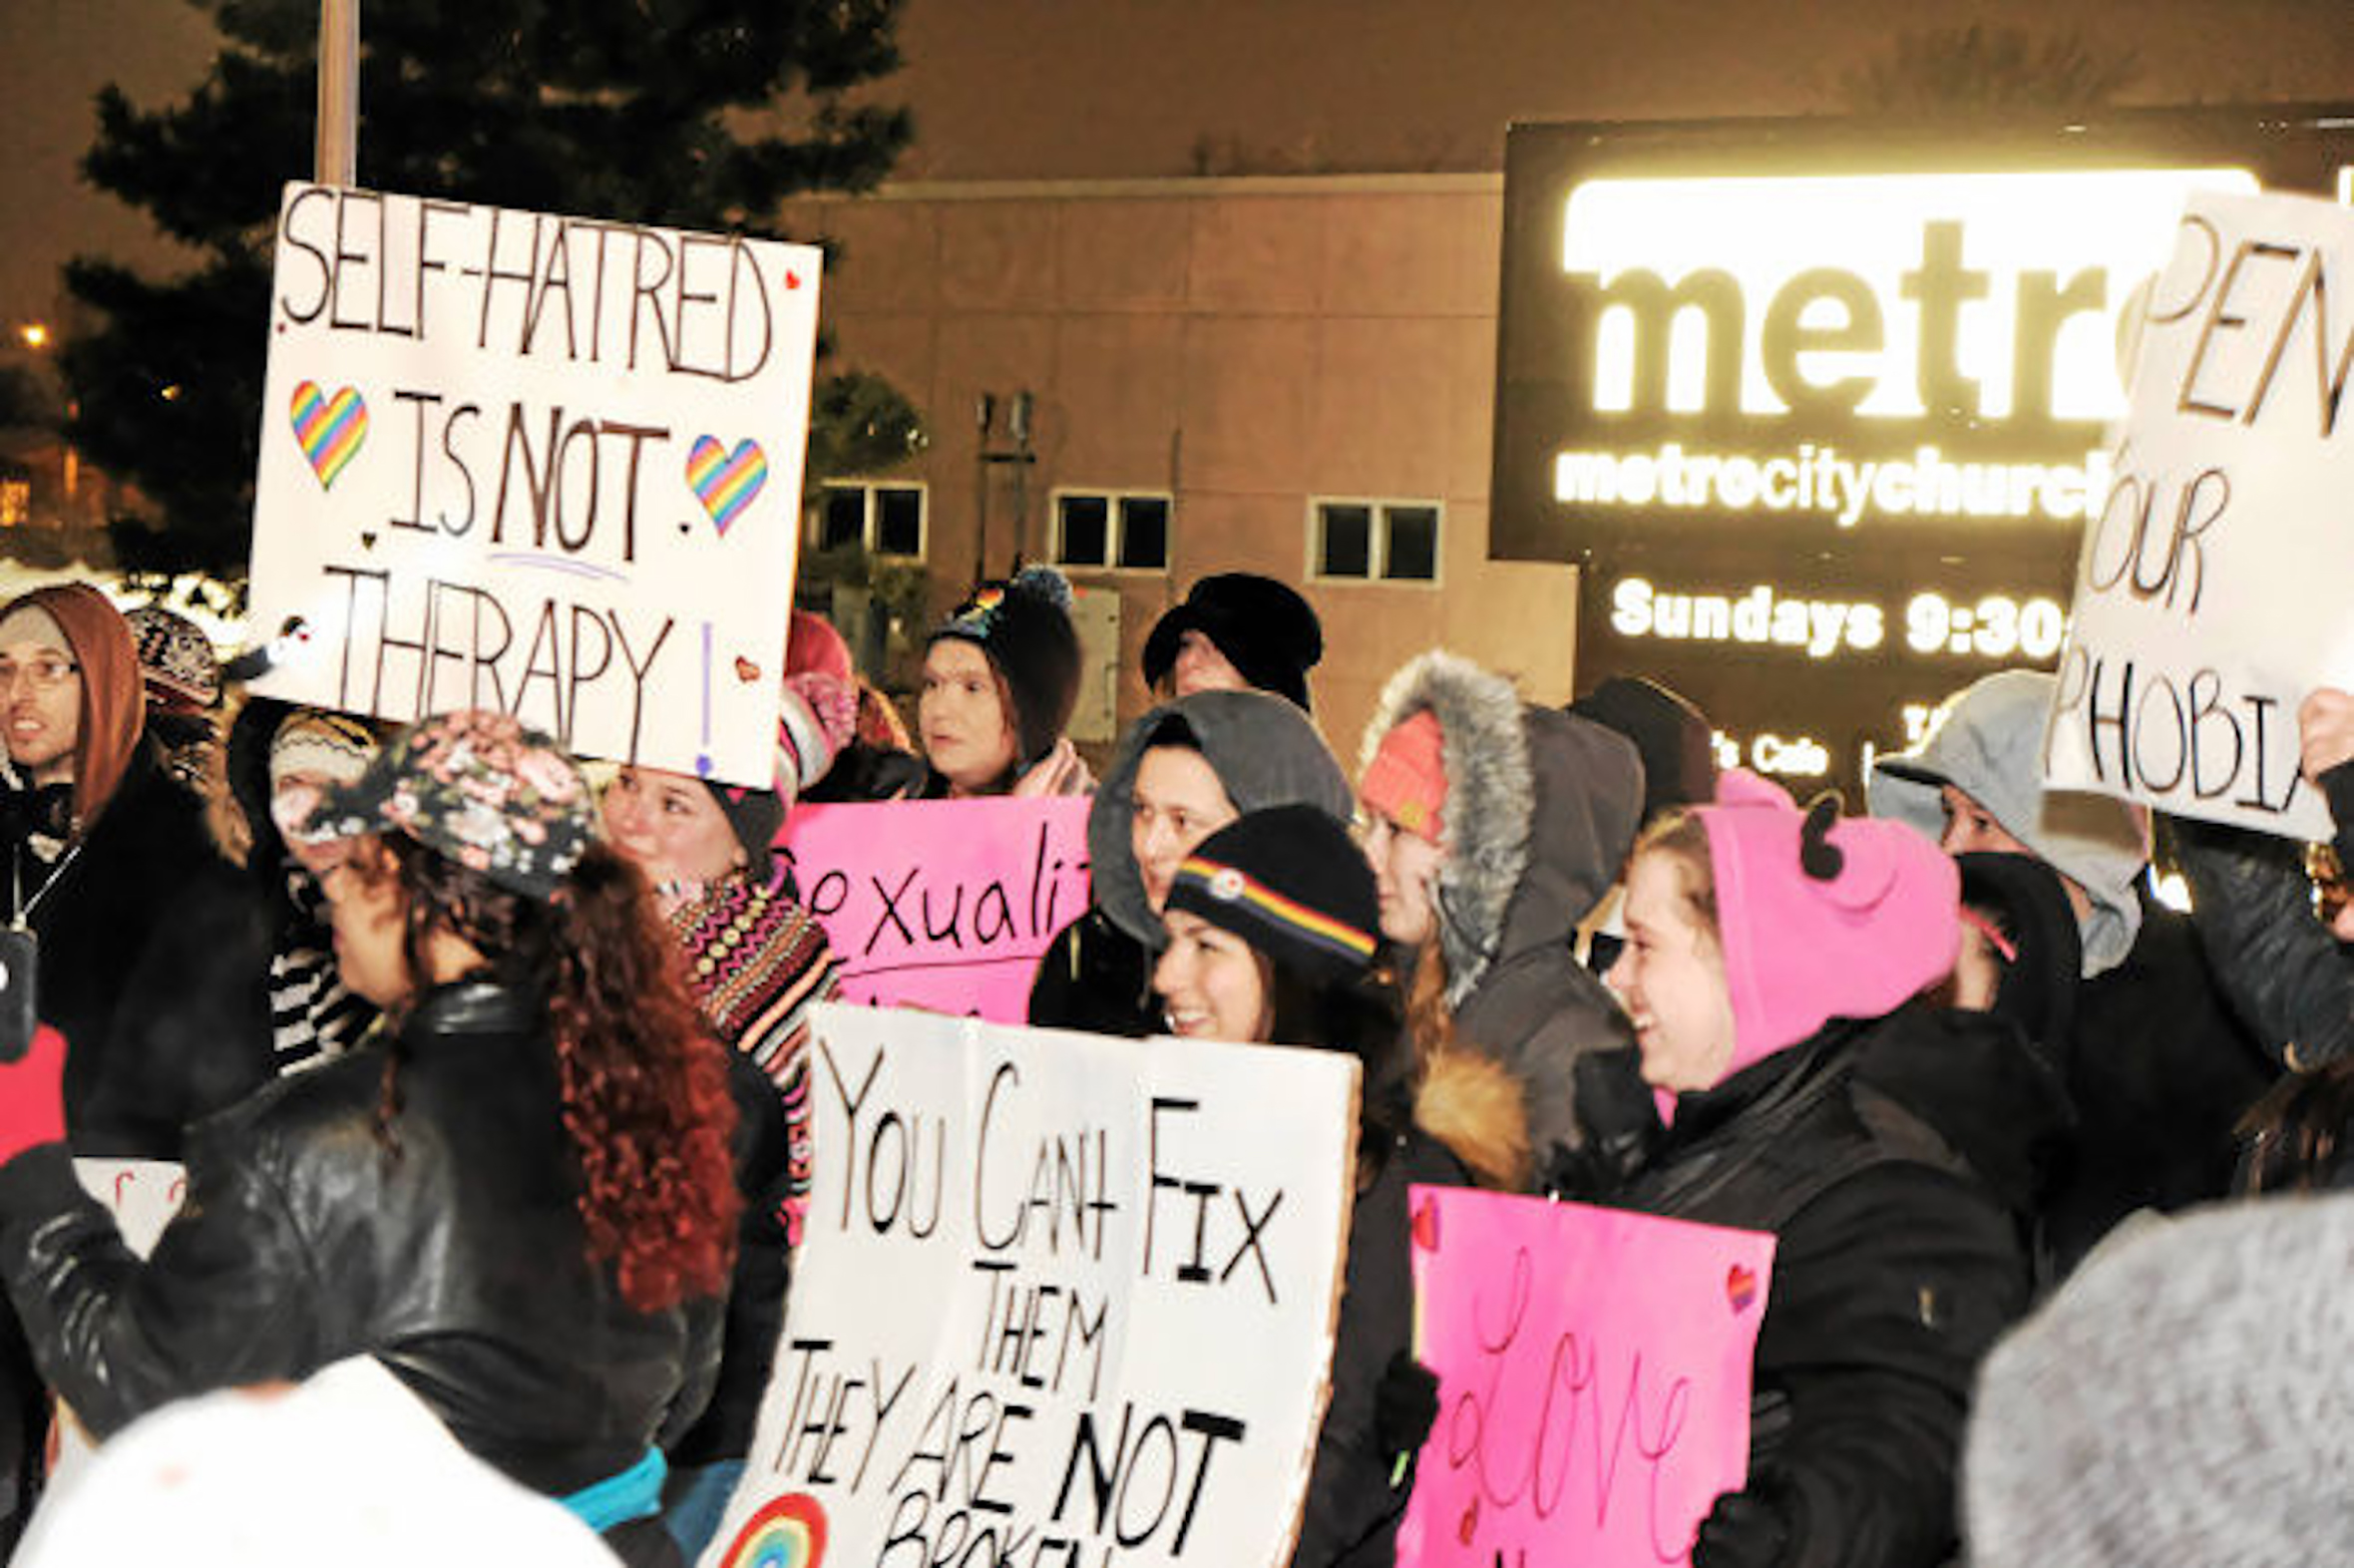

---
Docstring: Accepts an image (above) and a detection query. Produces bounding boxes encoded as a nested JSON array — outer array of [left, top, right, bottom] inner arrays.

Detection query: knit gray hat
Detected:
[[1869, 668, 2151, 978], [1964, 1194, 2354, 1568]]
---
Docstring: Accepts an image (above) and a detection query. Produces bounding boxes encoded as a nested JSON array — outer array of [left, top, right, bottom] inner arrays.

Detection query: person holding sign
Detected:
[[918, 567, 1091, 799], [0, 710, 736, 1568], [1870, 668, 2276, 1279], [598, 676, 851, 1561], [1030, 688, 1356, 1037], [1156, 805, 1522, 1568], [1583, 771, 2067, 1568], [1358, 650, 1644, 1186]]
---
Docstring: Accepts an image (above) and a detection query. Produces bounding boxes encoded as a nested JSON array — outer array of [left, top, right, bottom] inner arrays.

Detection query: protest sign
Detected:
[[244, 183, 821, 786], [1397, 1187, 1775, 1567], [779, 797, 1093, 1021], [72, 1158, 187, 1259], [702, 1002, 1360, 1568], [2044, 189, 2354, 839]]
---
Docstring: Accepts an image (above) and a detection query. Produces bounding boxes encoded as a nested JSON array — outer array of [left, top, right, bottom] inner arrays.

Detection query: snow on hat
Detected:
[[286, 709, 594, 900], [1965, 1194, 2354, 1568], [1870, 668, 2150, 977], [931, 566, 1082, 767], [1142, 574, 1323, 711], [1697, 768, 1960, 1076], [1165, 804, 1379, 983], [1359, 709, 1448, 844], [124, 603, 220, 713]]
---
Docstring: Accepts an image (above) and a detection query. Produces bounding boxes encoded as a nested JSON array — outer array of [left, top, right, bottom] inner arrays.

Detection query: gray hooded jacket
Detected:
[[1028, 690, 1354, 1034], [1364, 652, 1644, 1161]]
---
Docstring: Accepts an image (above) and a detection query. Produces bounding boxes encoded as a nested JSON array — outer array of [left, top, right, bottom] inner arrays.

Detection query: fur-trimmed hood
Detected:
[[1362, 651, 1643, 1006], [1415, 1045, 1532, 1191], [1088, 689, 1355, 948]]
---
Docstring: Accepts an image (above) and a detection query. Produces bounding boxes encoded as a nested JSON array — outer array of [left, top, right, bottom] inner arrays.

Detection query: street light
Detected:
[[17, 324, 49, 351]]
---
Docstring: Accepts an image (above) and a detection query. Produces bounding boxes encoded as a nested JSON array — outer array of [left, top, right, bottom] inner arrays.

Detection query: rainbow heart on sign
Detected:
[[686, 435, 768, 536], [1726, 1263, 1759, 1314], [719, 1492, 828, 1568], [289, 381, 368, 490]]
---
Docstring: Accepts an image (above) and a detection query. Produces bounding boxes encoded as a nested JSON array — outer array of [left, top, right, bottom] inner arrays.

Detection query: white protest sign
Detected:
[[72, 1158, 187, 1258], [2045, 189, 2354, 839], [702, 1002, 1361, 1568], [244, 184, 821, 786]]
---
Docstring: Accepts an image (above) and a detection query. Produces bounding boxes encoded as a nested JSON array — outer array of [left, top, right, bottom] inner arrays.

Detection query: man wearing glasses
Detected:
[[0, 586, 273, 1547]]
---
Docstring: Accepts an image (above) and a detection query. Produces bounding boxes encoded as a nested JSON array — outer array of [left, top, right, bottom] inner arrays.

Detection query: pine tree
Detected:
[[60, 0, 921, 579]]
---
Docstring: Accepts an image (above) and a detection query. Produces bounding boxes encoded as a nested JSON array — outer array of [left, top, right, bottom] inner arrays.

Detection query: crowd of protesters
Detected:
[[0, 562, 2339, 1567]]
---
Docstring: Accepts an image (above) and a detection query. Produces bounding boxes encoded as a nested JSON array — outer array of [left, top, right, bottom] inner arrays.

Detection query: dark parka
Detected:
[[1029, 689, 1356, 1036], [0, 980, 721, 1566], [2164, 763, 2354, 1074], [1363, 653, 1644, 1167], [1595, 1001, 2068, 1568], [24, 738, 275, 1158], [1292, 1052, 1528, 1568]]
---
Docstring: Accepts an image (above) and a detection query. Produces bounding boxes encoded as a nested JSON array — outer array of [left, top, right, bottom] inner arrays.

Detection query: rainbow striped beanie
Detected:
[[1165, 804, 1378, 982]]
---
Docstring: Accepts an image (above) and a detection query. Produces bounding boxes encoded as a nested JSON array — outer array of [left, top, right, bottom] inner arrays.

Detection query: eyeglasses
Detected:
[[0, 656, 79, 692]]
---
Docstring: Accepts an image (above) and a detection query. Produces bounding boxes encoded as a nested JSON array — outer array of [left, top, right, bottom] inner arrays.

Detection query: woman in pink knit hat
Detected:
[[1580, 769, 2069, 1568]]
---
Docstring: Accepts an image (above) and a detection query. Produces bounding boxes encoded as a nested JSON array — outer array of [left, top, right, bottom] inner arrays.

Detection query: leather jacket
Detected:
[[0, 980, 722, 1498]]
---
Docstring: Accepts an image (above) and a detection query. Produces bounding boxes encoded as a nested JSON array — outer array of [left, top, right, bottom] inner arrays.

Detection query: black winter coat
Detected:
[[1028, 909, 1162, 1037], [18, 744, 275, 1159], [668, 1047, 795, 1469], [1600, 1003, 2066, 1568], [0, 980, 721, 1562], [2042, 891, 2277, 1277], [1292, 1128, 1470, 1568]]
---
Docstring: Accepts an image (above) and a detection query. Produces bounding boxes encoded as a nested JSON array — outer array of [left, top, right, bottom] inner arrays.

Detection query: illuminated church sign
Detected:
[[1488, 110, 2354, 799]]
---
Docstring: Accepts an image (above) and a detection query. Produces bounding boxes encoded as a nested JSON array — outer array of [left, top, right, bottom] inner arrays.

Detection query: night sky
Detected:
[[3, 0, 2349, 331]]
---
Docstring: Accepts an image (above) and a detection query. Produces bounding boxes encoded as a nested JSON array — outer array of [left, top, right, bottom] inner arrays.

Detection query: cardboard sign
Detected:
[[2045, 189, 2354, 839], [702, 1003, 1360, 1568], [779, 798, 1093, 1021], [1398, 1187, 1776, 1567], [72, 1158, 188, 1259], [244, 184, 821, 786]]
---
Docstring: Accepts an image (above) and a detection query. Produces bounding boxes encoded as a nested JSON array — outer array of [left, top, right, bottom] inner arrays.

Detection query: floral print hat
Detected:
[[282, 709, 594, 900]]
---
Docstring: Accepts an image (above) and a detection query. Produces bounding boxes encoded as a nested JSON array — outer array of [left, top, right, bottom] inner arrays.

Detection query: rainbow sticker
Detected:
[[686, 435, 769, 536], [289, 381, 368, 490], [718, 1492, 828, 1568]]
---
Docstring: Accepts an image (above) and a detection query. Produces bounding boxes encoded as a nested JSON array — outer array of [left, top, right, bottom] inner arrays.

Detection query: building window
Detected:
[[816, 481, 926, 559], [1053, 490, 1172, 573], [1312, 499, 1442, 583]]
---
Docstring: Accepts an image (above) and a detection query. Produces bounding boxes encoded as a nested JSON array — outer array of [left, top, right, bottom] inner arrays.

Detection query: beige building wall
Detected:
[[778, 174, 1582, 764]]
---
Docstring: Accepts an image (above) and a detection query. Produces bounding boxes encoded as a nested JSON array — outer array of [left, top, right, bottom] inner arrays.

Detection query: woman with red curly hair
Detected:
[[0, 710, 737, 1567]]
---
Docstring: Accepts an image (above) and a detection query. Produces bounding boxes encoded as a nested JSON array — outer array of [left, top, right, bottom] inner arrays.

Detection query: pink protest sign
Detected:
[[777, 796, 1092, 1021], [1399, 1187, 1776, 1567]]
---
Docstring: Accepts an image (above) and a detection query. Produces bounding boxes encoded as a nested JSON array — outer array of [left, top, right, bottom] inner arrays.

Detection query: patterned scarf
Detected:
[[268, 866, 377, 1075]]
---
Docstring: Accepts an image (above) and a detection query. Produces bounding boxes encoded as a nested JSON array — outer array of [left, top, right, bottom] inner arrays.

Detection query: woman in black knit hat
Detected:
[[918, 566, 1091, 797], [1155, 805, 1520, 1568]]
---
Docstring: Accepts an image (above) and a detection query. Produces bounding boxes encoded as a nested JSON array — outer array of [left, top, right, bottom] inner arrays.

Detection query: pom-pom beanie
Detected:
[[931, 566, 1082, 767], [1698, 768, 1961, 1077]]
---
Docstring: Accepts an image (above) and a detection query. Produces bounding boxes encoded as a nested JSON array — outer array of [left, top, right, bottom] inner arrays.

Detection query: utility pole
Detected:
[[315, 0, 359, 186]]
